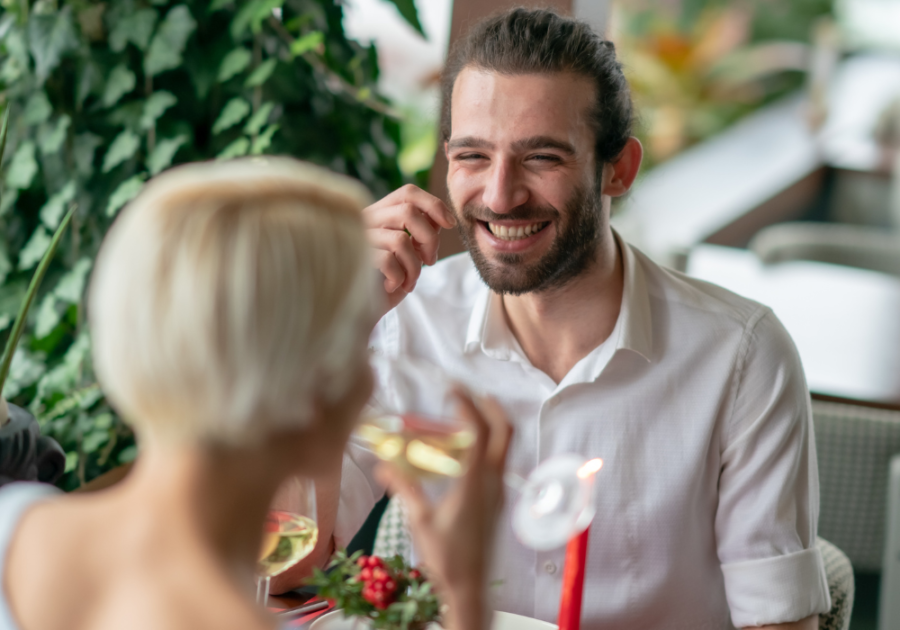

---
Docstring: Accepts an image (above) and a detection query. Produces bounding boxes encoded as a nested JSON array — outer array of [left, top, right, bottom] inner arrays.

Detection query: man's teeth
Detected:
[[487, 222, 548, 241]]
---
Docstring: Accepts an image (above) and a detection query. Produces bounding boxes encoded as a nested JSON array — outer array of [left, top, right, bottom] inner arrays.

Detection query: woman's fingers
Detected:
[[476, 396, 513, 471], [374, 463, 433, 531]]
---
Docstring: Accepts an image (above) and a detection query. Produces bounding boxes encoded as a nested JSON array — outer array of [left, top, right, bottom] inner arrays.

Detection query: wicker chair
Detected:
[[374, 497, 856, 629], [812, 400, 900, 572]]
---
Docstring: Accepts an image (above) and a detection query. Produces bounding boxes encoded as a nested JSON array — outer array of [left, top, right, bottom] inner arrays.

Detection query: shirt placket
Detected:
[[532, 393, 564, 622]]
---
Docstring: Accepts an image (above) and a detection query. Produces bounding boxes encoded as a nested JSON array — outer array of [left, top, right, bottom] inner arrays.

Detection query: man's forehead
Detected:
[[449, 67, 594, 142]]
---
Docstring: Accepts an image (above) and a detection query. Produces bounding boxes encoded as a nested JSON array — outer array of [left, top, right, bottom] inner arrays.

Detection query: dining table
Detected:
[[687, 243, 900, 409]]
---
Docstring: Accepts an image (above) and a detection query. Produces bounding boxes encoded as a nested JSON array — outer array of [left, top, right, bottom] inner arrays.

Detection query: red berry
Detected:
[[366, 556, 383, 569], [409, 569, 422, 581], [384, 579, 396, 593], [360, 567, 372, 581], [357, 556, 369, 568], [372, 568, 388, 582]]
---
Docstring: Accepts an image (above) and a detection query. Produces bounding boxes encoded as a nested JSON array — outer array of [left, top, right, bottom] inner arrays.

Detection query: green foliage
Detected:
[[0, 0, 410, 490], [307, 550, 441, 630]]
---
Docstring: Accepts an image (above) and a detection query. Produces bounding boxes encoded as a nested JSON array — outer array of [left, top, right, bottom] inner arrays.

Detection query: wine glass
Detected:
[[256, 476, 318, 605], [353, 353, 475, 482], [355, 354, 603, 551]]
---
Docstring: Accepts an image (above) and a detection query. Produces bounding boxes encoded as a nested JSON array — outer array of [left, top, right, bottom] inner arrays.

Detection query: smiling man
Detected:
[[340, 9, 830, 630]]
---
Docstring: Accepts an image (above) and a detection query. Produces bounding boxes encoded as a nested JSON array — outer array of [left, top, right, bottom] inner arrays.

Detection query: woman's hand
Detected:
[[376, 390, 512, 630], [363, 185, 457, 313]]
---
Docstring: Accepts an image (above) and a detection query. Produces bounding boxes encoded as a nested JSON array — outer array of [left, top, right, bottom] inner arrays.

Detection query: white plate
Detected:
[[309, 610, 558, 630]]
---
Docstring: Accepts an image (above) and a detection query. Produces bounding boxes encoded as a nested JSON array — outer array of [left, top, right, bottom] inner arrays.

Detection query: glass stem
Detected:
[[256, 576, 271, 605]]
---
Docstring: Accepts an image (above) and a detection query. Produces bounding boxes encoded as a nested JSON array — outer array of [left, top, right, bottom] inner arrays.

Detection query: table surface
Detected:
[[688, 244, 900, 408]]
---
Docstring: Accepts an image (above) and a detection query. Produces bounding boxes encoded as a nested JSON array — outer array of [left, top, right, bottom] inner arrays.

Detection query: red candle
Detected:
[[557, 523, 590, 630]]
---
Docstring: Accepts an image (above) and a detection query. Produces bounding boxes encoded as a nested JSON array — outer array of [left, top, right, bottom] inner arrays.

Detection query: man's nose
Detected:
[[482, 160, 528, 214]]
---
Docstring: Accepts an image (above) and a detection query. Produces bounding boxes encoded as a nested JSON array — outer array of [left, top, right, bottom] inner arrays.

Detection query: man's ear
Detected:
[[603, 137, 643, 198]]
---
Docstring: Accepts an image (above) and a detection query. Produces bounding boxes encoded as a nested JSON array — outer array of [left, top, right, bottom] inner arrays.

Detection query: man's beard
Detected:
[[453, 184, 603, 296]]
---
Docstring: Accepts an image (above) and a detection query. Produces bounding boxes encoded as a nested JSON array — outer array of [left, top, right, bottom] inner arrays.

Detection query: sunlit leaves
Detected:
[[231, 0, 284, 39], [73, 132, 101, 176], [251, 124, 279, 154], [213, 97, 251, 134], [217, 137, 250, 160], [244, 102, 275, 135], [54, 258, 93, 304], [23, 91, 52, 126], [109, 8, 158, 53], [106, 175, 146, 217], [102, 130, 140, 173], [218, 47, 252, 82], [39, 181, 76, 230], [144, 5, 197, 77], [245, 58, 277, 87], [6, 141, 38, 190], [291, 31, 324, 57], [147, 134, 189, 175], [35, 293, 63, 339], [1, 347, 44, 399], [17, 226, 51, 271], [101, 65, 137, 108], [38, 115, 71, 155], [27, 7, 79, 83], [139, 91, 178, 130]]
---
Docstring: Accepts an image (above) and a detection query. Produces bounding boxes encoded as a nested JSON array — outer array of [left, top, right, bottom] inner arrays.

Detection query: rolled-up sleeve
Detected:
[[716, 309, 831, 628]]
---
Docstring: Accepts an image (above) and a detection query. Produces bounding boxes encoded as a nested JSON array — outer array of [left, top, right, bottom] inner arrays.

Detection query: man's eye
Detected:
[[455, 153, 486, 161], [530, 154, 561, 162]]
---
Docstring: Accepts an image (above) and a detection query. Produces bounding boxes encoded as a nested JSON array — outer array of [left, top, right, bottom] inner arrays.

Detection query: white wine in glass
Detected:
[[256, 477, 317, 605], [354, 354, 475, 480]]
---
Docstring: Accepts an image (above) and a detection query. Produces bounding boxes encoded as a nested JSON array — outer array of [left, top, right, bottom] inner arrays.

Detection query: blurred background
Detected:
[[1, 0, 899, 627]]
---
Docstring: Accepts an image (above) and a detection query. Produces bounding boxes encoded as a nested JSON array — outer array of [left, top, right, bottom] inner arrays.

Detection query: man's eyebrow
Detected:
[[511, 136, 576, 155], [446, 137, 494, 150]]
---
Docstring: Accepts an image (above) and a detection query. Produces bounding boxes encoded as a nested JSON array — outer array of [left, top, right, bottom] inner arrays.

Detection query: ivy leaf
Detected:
[[37, 333, 91, 399], [217, 137, 250, 160], [102, 130, 141, 173], [109, 8, 158, 53], [6, 141, 38, 190], [382, 0, 426, 38], [73, 132, 102, 176], [118, 445, 138, 465], [231, 0, 283, 39], [147, 134, 188, 175], [244, 102, 275, 136], [101, 64, 137, 108], [290, 31, 324, 57], [2, 347, 44, 399], [39, 115, 71, 155], [39, 181, 76, 230], [18, 226, 51, 270], [144, 5, 197, 78], [35, 293, 62, 339], [217, 47, 252, 82], [27, 7, 79, 83], [139, 91, 178, 130], [244, 58, 277, 88], [55, 257, 93, 303], [106, 175, 146, 217], [209, 0, 234, 11], [251, 123, 279, 154], [23, 91, 53, 126], [0, 190, 18, 217], [0, 243, 10, 287], [212, 97, 251, 134]]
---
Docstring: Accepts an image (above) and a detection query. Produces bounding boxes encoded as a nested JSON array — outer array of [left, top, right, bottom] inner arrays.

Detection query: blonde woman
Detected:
[[0, 158, 510, 630]]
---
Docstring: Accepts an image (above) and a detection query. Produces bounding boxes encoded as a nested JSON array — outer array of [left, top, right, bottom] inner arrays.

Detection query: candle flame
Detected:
[[576, 458, 603, 479]]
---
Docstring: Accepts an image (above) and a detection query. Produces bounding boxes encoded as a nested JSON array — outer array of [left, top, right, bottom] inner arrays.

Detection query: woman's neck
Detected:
[[111, 441, 285, 586]]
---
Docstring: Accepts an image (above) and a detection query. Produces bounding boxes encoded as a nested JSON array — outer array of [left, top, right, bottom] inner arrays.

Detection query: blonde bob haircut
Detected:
[[89, 157, 375, 446]]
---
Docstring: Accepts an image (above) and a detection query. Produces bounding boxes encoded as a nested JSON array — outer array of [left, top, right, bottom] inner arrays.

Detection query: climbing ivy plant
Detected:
[[0, 0, 414, 490]]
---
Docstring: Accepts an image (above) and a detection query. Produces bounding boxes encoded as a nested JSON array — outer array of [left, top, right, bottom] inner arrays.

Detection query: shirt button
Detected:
[[543, 561, 557, 575]]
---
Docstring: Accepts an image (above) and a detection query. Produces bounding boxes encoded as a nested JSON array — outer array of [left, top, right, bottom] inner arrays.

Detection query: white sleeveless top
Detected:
[[0, 482, 61, 630]]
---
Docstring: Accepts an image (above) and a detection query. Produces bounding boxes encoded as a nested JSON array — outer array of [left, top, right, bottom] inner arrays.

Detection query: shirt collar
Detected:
[[463, 230, 654, 367]]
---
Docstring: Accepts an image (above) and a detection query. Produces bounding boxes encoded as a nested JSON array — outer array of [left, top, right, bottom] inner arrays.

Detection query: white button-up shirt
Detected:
[[337, 235, 831, 629]]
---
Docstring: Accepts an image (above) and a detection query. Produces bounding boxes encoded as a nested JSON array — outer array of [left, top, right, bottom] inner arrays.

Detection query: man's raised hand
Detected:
[[363, 184, 457, 312]]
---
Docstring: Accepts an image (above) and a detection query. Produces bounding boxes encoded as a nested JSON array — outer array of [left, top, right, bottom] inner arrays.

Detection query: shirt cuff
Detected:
[[721, 546, 832, 628]]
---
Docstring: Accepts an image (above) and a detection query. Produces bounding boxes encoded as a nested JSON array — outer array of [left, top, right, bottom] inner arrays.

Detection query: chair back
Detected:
[[813, 400, 900, 571], [817, 537, 855, 630]]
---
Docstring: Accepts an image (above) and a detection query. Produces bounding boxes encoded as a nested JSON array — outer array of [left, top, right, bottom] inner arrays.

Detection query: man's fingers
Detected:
[[366, 203, 442, 266], [372, 249, 406, 294], [369, 229, 424, 292], [367, 184, 457, 230]]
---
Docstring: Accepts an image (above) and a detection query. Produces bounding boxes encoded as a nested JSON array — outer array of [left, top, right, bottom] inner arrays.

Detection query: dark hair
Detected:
[[441, 8, 634, 168]]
